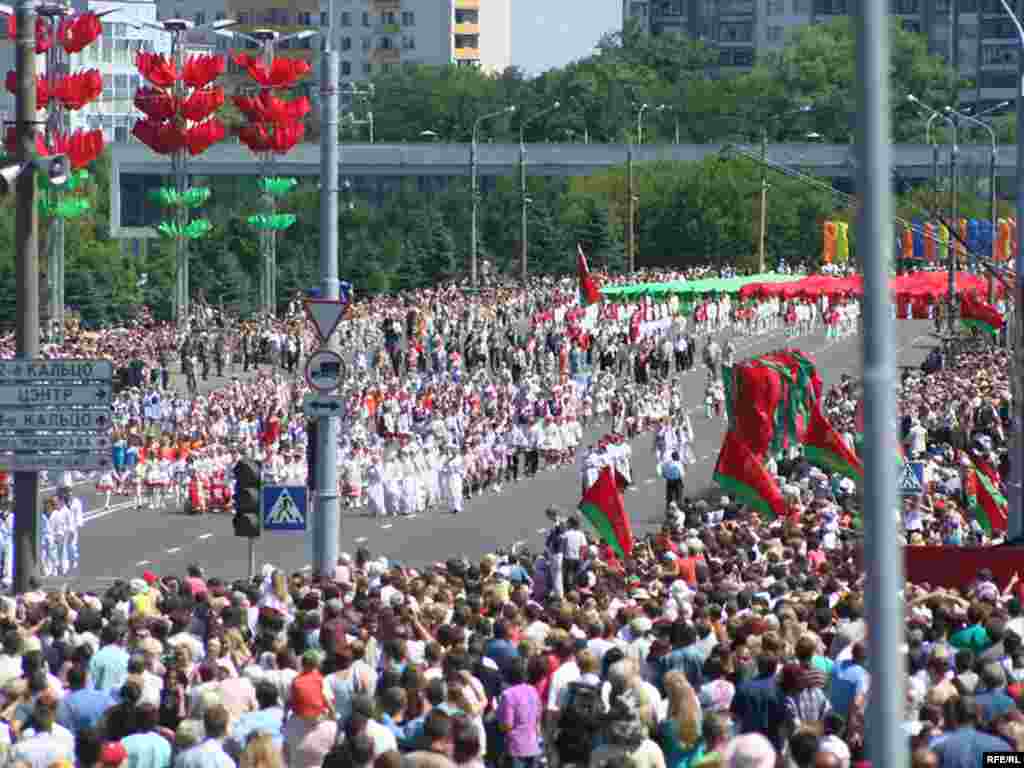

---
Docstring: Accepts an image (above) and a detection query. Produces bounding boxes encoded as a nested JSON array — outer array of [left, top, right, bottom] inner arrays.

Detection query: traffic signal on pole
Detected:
[[233, 458, 262, 539]]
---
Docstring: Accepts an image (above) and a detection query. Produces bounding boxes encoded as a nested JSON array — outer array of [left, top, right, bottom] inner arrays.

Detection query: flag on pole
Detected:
[[713, 429, 786, 520], [577, 243, 602, 306], [579, 465, 633, 558], [960, 292, 1005, 338], [965, 456, 1008, 535]]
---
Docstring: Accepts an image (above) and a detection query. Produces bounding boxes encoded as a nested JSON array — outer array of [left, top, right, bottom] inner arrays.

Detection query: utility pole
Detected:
[[519, 141, 527, 282], [40, 3, 68, 345], [627, 145, 635, 273], [1007, 0, 1024, 543], [759, 126, 768, 273], [949, 116, 959, 334], [13, 0, 39, 594], [314, 31, 340, 575], [470, 134, 478, 287]]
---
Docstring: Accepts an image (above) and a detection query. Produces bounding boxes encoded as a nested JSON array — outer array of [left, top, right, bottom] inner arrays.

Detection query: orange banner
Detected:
[[823, 221, 836, 264], [923, 222, 935, 263], [902, 228, 913, 263]]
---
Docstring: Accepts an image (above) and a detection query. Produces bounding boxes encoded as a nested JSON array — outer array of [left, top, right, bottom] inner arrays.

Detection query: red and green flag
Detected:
[[803, 403, 864, 484], [577, 243, 602, 307], [579, 465, 634, 558], [965, 455, 1008, 535], [713, 429, 786, 520], [960, 292, 1004, 338]]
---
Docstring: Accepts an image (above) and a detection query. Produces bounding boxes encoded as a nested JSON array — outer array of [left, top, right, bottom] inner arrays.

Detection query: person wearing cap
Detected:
[[12, 690, 74, 768]]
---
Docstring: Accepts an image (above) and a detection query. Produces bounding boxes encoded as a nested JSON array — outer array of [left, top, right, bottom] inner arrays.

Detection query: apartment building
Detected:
[[623, 0, 1015, 106], [318, 0, 511, 86]]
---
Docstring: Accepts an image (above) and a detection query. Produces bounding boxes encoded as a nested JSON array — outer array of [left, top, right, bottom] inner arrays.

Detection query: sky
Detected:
[[511, 0, 622, 76]]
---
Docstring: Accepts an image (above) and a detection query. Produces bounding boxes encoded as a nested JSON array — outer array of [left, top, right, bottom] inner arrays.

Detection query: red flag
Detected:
[[579, 466, 633, 558], [960, 292, 1004, 338], [577, 243, 601, 306], [713, 429, 786, 520], [803, 403, 863, 483]]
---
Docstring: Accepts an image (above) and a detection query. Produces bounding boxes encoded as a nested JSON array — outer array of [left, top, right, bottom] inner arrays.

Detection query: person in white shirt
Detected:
[[12, 691, 73, 768], [559, 517, 588, 592], [59, 489, 84, 574]]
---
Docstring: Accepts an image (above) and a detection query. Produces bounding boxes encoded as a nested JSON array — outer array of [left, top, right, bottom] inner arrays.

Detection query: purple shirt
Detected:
[[497, 683, 542, 757]]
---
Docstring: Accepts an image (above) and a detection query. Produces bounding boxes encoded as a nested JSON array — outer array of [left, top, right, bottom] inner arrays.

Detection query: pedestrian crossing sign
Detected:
[[262, 485, 307, 532], [898, 461, 925, 497]]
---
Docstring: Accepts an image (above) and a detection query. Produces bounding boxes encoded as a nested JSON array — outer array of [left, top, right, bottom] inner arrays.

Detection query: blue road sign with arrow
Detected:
[[303, 394, 344, 419]]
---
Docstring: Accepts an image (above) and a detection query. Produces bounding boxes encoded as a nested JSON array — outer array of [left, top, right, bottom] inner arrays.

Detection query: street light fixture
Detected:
[[470, 105, 515, 287], [419, 129, 439, 141], [636, 103, 649, 144], [518, 100, 560, 282], [908, 93, 959, 333], [656, 104, 680, 144]]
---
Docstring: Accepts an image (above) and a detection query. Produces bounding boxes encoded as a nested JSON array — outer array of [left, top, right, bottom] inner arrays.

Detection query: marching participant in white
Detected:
[[365, 450, 387, 518], [442, 449, 465, 515], [40, 498, 59, 577], [60, 487, 85, 573], [0, 505, 12, 586]]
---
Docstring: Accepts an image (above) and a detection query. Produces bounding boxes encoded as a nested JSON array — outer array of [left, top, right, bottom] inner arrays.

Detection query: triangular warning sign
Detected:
[[898, 462, 923, 494], [265, 489, 305, 526], [304, 300, 346, 342]]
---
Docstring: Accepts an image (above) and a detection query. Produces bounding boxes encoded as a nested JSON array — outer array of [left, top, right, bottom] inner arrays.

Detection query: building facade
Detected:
[[317, 0, 511, 87], [623, 0, 1015, 106]]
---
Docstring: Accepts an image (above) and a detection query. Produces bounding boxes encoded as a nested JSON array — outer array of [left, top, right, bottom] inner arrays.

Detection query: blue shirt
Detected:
[[227, 707, 284, 757], [122, 731, 172, 768], [57, 688, 116, 734], [829, 660, 868, 717], [663, 461, 683, 481], [173, 739, 235, 768], [88, 645, 131, 693]]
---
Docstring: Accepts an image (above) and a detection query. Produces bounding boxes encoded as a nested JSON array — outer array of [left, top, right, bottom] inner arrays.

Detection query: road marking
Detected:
[[302, 565, 312, 571], [645, 478, 656, 485], [354, 537, 368, 544], [165, 547, 181, 554], [136, 560, 151, 567], [197, 533, 213, 540], [381, 524, 393, 530], [407, 514, 418, 519]]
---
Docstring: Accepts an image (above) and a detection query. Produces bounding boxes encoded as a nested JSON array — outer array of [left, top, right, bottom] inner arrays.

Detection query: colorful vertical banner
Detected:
[[958, 219, 968, 257], [968, 219, 980, 255], [998, 219, 1009, 261], [823, 221, 837, 264], [901, 227, 914, 263], [912, 220, 924, 262], [1011, 219, 1018, 260], [836, 221, 850, 263], [938, 222, 949, 263], [923, 222, 935, 263]]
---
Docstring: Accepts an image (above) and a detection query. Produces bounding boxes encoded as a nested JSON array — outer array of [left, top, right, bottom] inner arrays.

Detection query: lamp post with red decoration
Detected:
[[0, 2, 106, 342], [131, 16, 234, 329], [220, 27, 314, 318]]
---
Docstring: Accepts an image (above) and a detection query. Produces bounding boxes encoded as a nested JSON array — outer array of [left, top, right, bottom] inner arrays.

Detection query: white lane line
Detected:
[[354, 537, 368, 544], [302, 565, 312, 571], [136, 560, 151, 567], [644, 478, 656, 485], [197, 533, 213, 540], [381, 524, 393, 530], [165, 547, 181, 554], [82, 501, 139, 523]]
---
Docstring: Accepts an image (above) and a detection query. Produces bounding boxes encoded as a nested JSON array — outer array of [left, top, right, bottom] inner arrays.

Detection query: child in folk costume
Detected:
[[172, 452, 190, 507], [39, 497, 59, 577], [399, 442, 420, 516], [144, 456, 168, 510], [365, 451, 387, 518], [383, 451, 404, 517], [133, 454, 147, 509], [342, 448, 365, 510], [96, 467, 116, 510], [704, 375, 717, 420], [442, 449, 465, 515]]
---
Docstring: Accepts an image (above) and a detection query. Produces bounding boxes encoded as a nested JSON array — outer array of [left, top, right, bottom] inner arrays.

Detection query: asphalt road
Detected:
[[60, 319, 936, 590]]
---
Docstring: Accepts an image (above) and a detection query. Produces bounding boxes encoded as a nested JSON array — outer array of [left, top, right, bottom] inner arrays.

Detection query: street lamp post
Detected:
[[948, 106, 999, 303], [341, 83, 374, 142], [757, 105, 814, 273], [995, 0, 1024, 543], [217, 27, 316, 318], [656, 104, 679, 144], [908, 94, 958, 333], [470, 106, 515, 287], [636, 103, 649, 145], [518, 101, 560, 282]]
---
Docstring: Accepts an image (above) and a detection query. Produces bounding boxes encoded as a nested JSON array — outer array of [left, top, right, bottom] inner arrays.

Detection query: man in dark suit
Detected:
[[730, 654, 788, 751]]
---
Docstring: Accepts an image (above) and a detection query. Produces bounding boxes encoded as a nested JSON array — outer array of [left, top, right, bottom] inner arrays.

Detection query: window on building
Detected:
[[341, 60, 351, 74], [115, 23, 127, 36], [362, 11, 370, 26], [732, 48, 754, 65], [766, 25, 783, 41], [194, 11, 205, 25], [982, 18, 1016, 38], [342, 36, 352, 50], [766, 0, 784, 15], [341, 11, 351, 26], [719, 22, 752, 41], [793, 0, 811, 12], [402, 10, 416, 24], [894, 0, 919, 13], [981, 70, 1016, 88], [454, 8, 478, 23], [362, 36, 371, 50], [131, 74, 140, 92], [102, 73, 112, 97], [320, 11, 328, 25], [629, 2, 648, 17], [382, 62, 393, 72], [102, 22, 113, 36], [298, 11, 312, 25], [813, 0, 846, 13], [454, 33, 478, 48], [383, 11, 396, 24], [902, 19, 920, 32], [934, 0, 949, 10], [363, 61, 372, 73], [982, 43, 1016, 64], [402, 35, 415, 49], [115, 125, 128, 143], [215, 11, 225, 21], [379, 36, 392, 48], [239, 12, 250, 25]]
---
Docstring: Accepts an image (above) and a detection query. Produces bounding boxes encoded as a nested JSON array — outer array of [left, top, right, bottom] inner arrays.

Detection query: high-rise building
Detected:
[[318, 0, 511, 86], [623, 0, 1014, 107]]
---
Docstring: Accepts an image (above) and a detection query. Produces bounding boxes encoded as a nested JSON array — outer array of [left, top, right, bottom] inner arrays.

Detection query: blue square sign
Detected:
[[262, 485, 307, 532]]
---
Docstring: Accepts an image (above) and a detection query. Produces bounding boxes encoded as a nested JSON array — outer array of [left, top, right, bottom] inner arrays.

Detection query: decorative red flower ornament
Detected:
[[134, 86, 177, 121], [231, 52, 311, 89], [56, 12, 102, 54], [186, 118, 225, 156], [54, 69, 102, 110], [181, 87, 224, 122], [49, 129, 105, 169], [182, 54, 225, 90], [4, 127, 50, 156], [238, 120, 304, 154], [233, 91, 311, 124], [136, 52, 177, 88], [132, 118, 186, 155]]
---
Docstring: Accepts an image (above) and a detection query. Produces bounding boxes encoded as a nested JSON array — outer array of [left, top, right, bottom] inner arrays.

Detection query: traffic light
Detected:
[[0, 154, 68, 194], [233, 458, 262, 538]]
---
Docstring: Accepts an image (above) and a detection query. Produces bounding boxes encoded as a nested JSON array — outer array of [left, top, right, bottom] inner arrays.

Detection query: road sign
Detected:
[[0, 452, 110, 471], [0, 384, 111, 407], [899, 461, 925, 496], [0, 434, 110, 452], [0, 359, 113, 382], [303, 393, 344, 419], [0, 409, 110, 431], [305, 349, 346, 393], [262, 485, 307, 532], [304, 299, 346, 343]]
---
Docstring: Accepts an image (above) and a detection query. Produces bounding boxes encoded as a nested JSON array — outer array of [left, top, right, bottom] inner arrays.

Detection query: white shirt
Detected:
[[561, 529, 587, 560], [547, 660, 581, 712]]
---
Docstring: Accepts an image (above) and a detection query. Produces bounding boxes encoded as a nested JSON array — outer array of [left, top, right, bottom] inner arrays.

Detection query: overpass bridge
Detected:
[[110, 140, 1010, 237]]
